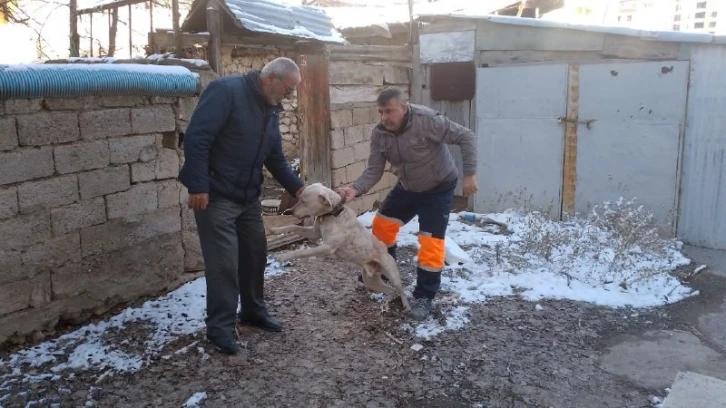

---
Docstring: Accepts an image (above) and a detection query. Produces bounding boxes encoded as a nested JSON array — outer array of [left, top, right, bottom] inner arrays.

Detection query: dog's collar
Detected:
[[320, 195, 347, 218]]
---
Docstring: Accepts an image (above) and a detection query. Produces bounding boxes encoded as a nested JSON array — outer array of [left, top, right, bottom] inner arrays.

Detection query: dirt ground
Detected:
[[4, 242, 718, 408]]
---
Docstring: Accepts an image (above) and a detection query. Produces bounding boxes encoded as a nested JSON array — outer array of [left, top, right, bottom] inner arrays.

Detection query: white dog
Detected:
[[268, 183, 411, 312]]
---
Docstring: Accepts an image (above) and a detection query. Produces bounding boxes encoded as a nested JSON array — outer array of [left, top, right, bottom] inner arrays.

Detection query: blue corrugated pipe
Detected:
[[0, 63, 200, 100]]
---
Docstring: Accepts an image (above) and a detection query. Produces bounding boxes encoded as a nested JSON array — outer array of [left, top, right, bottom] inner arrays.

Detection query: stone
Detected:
[[182, 207, 197, 231], [0, 116, 18, 151], [100, 96, 148, 108], [346, 161, 367, 184], [331, 129, 345, 150], [0, 213, 51, 251], [0, 272, 52, 315], [598, 330, 726, 390], [183, 230, 204, 271], [4, 99, 42, 115], [79, 108, 132, 140], [78, 166, 131, 200], [280, 124, 290, 134], [131, 161, 156, 182], [131, 105, 176, 134], [106, 182, 158, 219], [158, 179, 181, 208], [0, 249, 24, 285], [50, 198, 106, 236], [0, 301, 61, 346], [0, 187, 18, 220], [54, 141, 110, 174], [663, 371, 726, 408], [109, 135, 156, 164], [332, 168, 347, 187], [18, 175, 79, 214], [43, 97, 98, 110], [345, 125, 367, 145], [332, 146, 355, 169], [698, 312, 726, 350], [330, 109, 353, 129], [21, 233, 82, 275], [0, 147, 54, 186], [353, 105, 380, 126], [53, 232, 184, 306], [155, 149, 180, 179], [17, 112, 80, 146]]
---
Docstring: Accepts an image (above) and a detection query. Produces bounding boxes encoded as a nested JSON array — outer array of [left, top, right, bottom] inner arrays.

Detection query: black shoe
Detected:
[[207, 335, 240, 355], [238, 314, 282, 332]]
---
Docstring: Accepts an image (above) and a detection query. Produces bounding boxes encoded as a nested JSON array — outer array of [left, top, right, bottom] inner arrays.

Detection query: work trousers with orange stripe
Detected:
[[371, 178, 456, 300]]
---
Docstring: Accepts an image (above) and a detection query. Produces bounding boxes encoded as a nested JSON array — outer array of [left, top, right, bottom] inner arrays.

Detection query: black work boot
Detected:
[[410, 297, 433, 321], [207, 335, 240, 355], [409, 268, 441, 320]]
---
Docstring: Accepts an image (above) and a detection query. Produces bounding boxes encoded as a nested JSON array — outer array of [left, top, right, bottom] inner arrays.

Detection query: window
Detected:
[[627, 15, 632, 21], [696, 1, 707, 8], [695, 11, 706, 18], [712, 11, 718, 17], [673, 24, 681, 31], [709, 21, 716, 28], [674, 14, 681, 21], [695, 22, 705, 28]]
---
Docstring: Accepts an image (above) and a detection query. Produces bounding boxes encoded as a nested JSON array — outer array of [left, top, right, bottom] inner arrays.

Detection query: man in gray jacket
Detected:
[[338, 87, 478, 320]]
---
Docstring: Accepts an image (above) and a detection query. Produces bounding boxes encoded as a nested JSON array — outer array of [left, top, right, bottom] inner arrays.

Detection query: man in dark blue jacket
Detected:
[[178, 57, 305, 355]]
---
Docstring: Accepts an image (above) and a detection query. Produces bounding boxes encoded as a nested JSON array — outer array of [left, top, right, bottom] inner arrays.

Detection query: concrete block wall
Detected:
[[0, 64, 214, 347]]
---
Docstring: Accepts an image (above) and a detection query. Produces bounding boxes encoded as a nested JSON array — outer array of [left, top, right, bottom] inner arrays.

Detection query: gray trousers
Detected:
[[194, 197, 268, 339]]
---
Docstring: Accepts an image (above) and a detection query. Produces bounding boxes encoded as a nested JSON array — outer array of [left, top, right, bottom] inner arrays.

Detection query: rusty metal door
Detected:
[[473, 64, 569, 219], [573, 60, 690, 228], [296, 51, 332, 187]]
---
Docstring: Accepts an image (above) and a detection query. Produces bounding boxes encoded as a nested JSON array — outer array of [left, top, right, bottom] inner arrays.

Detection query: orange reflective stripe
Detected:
[[417, 234, 445, 271], [372, 214, 400, 247]]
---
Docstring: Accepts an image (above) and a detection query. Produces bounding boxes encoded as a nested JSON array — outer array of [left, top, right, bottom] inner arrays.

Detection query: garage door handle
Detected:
[[557, 116, 597, 129]]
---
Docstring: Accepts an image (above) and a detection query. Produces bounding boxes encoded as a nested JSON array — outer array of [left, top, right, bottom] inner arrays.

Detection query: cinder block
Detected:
[[330, 109, 353, 129], [0, 249, 24, 285], [79, 207, 181, 257], [109, 135, 157, 164], [51, 198, 106, 236], [183, 230, 204, 271], [182, 206, 197, 231], [78, 166, 131, 200], [43, 97, 97, 111], [155, 149, 180, 180], [331, 129, 345, 150], [131, 105, 176, 134], [0, 117, 18, 151], [353, 142, 370, 162], [0, 272, 51, 315], [332, 168, 347, 187], [54, 141, 110, 174], [0, 187, 18, 220], [17, 112, 80, 146], [0, 147, 54, 186], [106, 182, 158, 219], [18, 175, 79, 214], [4, 99, 42, 115], [100, 96, 148, 108], [345, 125, 366, 145], [158, 179, 181, 208], [352, 105, 379, 126], [0, 213, 51, 251], [79, 108, 132, 140], [131, 161, 156, 182], [345, 161, 367, 184], [332, 146, 355, 169], [21, 232, 82, 275]]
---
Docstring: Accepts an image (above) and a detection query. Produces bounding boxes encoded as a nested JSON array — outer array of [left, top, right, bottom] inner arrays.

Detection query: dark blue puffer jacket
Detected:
[[178, 71, 303, 204]]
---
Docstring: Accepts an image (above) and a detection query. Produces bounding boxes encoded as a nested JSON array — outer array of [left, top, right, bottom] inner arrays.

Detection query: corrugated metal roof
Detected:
[[416, 12, 726, 45], [198, 0, 346, 43]]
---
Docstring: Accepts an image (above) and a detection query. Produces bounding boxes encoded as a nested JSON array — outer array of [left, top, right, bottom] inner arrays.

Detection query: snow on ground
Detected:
[[0, 199, 698, 387]]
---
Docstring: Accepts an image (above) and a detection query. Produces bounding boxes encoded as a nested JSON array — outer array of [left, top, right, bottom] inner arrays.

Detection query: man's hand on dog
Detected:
[[337, 187, 358, 202]]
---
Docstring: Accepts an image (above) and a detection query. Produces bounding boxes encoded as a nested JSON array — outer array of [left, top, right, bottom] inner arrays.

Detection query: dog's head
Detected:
[[283, 183, 342, 220]]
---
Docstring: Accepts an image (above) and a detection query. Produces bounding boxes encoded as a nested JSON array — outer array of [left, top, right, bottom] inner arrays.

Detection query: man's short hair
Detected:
[[261, 57, 300, 80], [377, 87, 408, 105]]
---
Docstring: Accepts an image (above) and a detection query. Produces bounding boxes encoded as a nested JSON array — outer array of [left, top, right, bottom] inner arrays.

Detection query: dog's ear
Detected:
[[318, 192, 333, 208]]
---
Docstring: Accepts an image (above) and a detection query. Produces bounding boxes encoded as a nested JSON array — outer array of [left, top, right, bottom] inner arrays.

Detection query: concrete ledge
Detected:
[[663, 371, 726, 408]]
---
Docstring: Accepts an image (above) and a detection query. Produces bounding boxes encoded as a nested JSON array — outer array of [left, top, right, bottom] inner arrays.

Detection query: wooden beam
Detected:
[[70, 0, 80, 57], [560, 64, 580, 217], [128, 4, 133, 58], [172, 0, 182, 54], [206, 0, 223, 73], [297, 51, 332, 187]]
